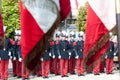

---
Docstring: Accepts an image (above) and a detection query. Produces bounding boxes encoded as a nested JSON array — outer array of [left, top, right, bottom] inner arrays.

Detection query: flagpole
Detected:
[[116, 0, 120, 70]]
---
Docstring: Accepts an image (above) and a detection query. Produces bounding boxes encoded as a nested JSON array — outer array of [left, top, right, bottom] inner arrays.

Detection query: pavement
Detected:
[[8, 70, 120, 80], [7, 60, 120, 80]]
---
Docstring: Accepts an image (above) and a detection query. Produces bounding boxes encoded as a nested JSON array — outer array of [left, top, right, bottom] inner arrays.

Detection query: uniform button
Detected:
[[45, 50, 47, 52]]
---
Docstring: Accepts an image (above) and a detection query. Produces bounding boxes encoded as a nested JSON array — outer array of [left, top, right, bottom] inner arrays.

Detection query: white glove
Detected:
[[41, 58, 43, 61], [58, 56, 61, 59], [53, 55, 55, 59], [10, 56, 12, 59], [13, 57, 16, 60], [49, 53, 51, 56], [19, 58, 22, 62], [8, 51, 11, 56], [0, 58, 1, 60], [105, 55, 107, 59], [114, 53, 116, 56], [75, 56, 79, 59], [69, 52, 71, 56]]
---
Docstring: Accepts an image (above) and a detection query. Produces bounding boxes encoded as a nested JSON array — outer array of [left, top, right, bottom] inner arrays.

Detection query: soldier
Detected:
[[0, 36, 12, 80], [59, 31, 69, 77], [15, 32, 22, 78], [68, 31, 76, 74], [10, 33, 19, 77], [75, 33, 84, 76], [49, 38, 55, 74], [40, 43, 51, 78], [53, 31, 61, 75], [106, 33, 114, 74]]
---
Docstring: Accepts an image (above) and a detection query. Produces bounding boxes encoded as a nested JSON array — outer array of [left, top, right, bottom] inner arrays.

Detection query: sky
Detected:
[[70, 0, 88, 16]]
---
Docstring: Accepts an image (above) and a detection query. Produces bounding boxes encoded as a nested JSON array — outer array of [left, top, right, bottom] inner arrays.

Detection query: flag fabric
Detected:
[[75, 0, 79, 9], [0, 0, 4, 48], [84, 0, 116, 66], [20, 0, 71, 70], [0, 0, 4, 37]]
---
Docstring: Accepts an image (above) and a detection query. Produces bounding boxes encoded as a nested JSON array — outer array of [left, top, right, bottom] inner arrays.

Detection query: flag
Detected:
[[84, 0, 116, 66], [75, 0, 79, 9], [20, 0, 71, 70], [0, 0, 4, 48]]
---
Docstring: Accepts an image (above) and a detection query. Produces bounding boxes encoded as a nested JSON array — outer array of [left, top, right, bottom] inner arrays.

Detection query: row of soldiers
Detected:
[[0, 31, 27, 80], [0, 31, 118, 79], [38, 31, 119, 78], [39, 31, 85, 78]]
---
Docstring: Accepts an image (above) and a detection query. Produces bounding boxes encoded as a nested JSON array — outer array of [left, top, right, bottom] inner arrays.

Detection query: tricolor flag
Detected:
[[0, 0, 4, 48], [84, 0, 116, 67], [20, 0, 71, 70], [75, 0, 79, 9]]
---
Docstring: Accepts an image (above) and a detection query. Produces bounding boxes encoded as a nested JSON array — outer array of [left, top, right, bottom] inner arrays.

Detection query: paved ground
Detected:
[[8, 70, 120, 80], [7, 60, 120, 80]]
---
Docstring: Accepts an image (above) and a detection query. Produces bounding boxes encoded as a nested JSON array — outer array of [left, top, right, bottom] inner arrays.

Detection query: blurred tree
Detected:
[[2, 0, 20, 38], [76, 2, 88, 32]]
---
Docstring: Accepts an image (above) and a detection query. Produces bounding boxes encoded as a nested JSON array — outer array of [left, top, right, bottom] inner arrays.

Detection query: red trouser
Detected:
[[0, 60, 9, 80], [77, 58, 84, 75], [69, 58, 76, 73], [93, 58, 100, 74], [37, 62, 42, 76], [42, 60, 50, 77], [12, 60, 17, 76], [53, 58, 60, 74], [22, 60, 29, 78], [60, 59, 68, 76], [50, 59, 54, 73], [16, 60, 22, 76], [106, 58, 113, 73], [100, 61, 105, 72]]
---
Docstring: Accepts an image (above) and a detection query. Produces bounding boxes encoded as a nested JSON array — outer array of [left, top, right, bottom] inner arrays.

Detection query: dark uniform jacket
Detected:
[[54, 40, 60, 58], [49, 40, 55, 58], [16, 40, 22, 59], [69, 40, 76, 58], [42, 45, 51, 60], [107, 41, 114, 58], [75, 40, 84, 58], [0, 37, 12, 60], [59, 40, 69, 59], [11, 40, 22, 59]]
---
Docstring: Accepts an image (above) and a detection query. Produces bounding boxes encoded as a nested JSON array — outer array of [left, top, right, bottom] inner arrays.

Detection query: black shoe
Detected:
[[78, 74, 84, 76], [50, 72, 54, 74], [13, 74, 17, 77], [87, 72, 92, 74], [17, 76, 21, 78], [37, 75, 42, 77], [55, 74, 60, 75], [100, 71, 105, 73], [45, 76, 49, 78], [94, 73, 100, 75], [70, 73, 75, 75], [65, 75, 69, 77]]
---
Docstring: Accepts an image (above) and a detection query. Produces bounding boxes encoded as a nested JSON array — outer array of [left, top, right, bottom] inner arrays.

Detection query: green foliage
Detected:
[[76, 2, 88, 32], [2, 0, 20, 38]]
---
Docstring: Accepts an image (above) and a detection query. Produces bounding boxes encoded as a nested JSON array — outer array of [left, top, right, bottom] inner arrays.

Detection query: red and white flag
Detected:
[[84, 0, 116, 66], [20, 0, 71, 70], [75, 0, 79, 9], [0, 0, 4, 48], [0, 0, 4, 37]]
